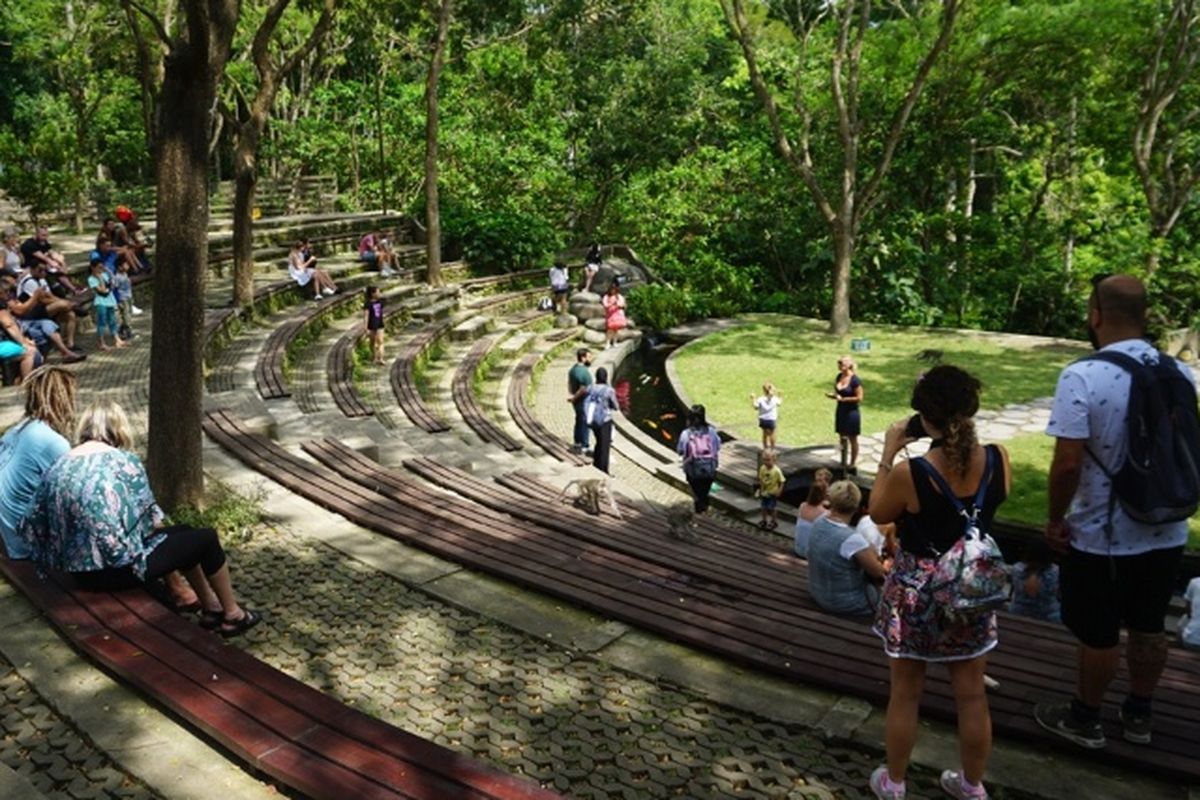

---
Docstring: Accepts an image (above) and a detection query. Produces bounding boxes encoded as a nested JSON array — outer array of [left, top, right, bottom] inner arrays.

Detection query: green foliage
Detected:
[[172, 481, 267, 545], [436, 200, 563, 272]]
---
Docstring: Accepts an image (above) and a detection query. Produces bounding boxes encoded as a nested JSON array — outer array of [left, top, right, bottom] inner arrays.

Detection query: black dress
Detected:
[[834, 374, 861, 436]]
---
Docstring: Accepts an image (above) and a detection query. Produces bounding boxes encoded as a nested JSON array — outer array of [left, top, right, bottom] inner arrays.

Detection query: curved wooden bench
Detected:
[[255, 292, 361, 401], [506, 353, 586, 465], [326, 326, 373, 418], [390, 320, 452, 433], [200, 411, 1200, 787], [0, 559, 556, 800], [451, 337, 523, 452]]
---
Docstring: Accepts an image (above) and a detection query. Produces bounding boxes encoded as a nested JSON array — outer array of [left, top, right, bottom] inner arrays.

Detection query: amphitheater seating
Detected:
[[451, 337, 523, 451], [327, 326, 373, 418], [0, 559, 557, 800], [390, 320, 453, 433], [255, 292, 361, 401], [201, 412, 1200, 786], [506, 353, 587, 466]]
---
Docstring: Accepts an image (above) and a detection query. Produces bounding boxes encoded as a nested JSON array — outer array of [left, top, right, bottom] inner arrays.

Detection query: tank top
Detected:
[[897, 444, 1007, 558]]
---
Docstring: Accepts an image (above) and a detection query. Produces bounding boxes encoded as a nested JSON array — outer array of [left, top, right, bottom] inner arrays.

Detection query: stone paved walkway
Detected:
[[0, 289, 1193, 800]]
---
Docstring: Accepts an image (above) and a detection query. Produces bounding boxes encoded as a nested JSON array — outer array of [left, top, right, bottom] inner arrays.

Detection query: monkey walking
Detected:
[[557, 478, 622, 518]]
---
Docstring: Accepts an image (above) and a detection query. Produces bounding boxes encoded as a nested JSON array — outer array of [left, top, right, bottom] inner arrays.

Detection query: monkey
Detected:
[[556, 478, 622, 518]]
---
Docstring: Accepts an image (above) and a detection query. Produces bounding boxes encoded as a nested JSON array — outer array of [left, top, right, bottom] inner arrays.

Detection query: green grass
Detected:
[[672, 314, 1200, 547], [672, 315, 1086, 445]]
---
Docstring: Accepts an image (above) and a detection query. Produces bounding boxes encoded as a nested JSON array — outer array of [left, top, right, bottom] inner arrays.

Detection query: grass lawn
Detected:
[[671, 314, 1200, 547]]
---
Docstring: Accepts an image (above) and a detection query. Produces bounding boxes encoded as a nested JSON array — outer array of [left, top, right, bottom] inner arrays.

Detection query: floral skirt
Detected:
[[873, 550, 998, 662]]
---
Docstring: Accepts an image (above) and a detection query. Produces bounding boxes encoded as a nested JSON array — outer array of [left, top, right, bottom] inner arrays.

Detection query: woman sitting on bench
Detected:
[[288, 239, 337, 299], [23, 400, 262, 637]]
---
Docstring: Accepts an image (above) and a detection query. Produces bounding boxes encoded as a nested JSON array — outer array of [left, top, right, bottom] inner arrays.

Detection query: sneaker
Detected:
[[63, 352, 87, 364], [1119, 707, 1152, 745], [131, 305, 144, 315], [940, 770, 987, 799], [323, 287, 335, 296], [869, 766, 905, 799], [1034, 701, 1106, 749]]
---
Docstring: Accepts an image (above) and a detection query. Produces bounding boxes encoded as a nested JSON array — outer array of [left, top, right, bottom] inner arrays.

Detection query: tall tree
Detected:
[[423, 0, 452, 285], [230, 0, 339, 308], [125, 0, 241, 510], [723, 0, 960, 333], [1134, 0, 1200, 274]]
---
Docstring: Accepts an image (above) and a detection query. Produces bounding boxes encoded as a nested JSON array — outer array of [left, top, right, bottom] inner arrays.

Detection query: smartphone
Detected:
[[904, 414, 925, 439]]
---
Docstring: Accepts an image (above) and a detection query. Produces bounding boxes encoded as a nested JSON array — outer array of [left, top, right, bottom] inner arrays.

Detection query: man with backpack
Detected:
[[1036, 274, 1199, 750], [677, 404, 721, 513]]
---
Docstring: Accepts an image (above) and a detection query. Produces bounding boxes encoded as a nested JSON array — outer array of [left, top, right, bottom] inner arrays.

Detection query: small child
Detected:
[[87, 259, 125, 351], [1009, 538, 1061, 622], [111, 260, 136, 339], [757, 449, 784, 531], [751, 383, 782, 449], [365, 286, 385, 364]]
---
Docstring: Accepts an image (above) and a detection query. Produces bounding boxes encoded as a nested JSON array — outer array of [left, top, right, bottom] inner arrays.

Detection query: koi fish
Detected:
[[644, 419, 659, 429], [661, 430, 673, 441], [660, 412, 677, 420]]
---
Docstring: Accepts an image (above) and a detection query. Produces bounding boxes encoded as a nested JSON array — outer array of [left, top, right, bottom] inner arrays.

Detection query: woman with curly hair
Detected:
[[865, 365, 1011, 800]]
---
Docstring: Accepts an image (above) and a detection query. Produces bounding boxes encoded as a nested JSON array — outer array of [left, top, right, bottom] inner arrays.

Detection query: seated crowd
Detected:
[[0, 367, 260, 636]]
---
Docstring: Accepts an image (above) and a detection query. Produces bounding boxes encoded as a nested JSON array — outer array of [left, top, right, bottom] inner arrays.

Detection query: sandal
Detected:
[[198, 610, 224, 630], [219, 609, 263, 638], [173, 600, 202, 614], [757, 521, 771, 530]]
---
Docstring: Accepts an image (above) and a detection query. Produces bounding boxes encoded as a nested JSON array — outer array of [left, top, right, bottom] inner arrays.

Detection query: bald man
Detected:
[[1036, 274, 1195, 750]]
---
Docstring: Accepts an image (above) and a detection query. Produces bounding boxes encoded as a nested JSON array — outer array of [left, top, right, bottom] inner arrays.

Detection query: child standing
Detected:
[[87, 259, 125, 351], [365, 286, 385, 365], [751, 383, 782, 449], [111, 260, 136, 339], [757, 449, 784, 531]]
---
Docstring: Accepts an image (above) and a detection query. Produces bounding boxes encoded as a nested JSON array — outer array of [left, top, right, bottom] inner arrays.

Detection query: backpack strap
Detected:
[[910, 446, 995, 540]]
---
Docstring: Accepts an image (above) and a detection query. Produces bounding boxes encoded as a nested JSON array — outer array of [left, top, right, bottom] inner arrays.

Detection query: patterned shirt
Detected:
[[23, 448, 166, 578]]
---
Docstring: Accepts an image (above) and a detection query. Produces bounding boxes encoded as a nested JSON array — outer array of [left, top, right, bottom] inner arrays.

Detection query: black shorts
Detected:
[[758, 419, 776, 431], [1060, 546, 1183, 649]]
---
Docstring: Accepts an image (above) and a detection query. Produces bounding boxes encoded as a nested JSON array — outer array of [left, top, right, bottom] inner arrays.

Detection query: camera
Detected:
[[904, 414, 925, 439]]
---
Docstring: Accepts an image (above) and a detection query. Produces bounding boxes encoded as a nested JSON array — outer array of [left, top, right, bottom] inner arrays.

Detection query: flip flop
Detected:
[[198, 610, 224, 630], [173, 600, 202, 614], [219, 609, 263, 638]]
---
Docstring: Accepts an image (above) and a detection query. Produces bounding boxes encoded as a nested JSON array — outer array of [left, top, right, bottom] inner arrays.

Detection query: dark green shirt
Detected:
[[568, 363, 593, 402]]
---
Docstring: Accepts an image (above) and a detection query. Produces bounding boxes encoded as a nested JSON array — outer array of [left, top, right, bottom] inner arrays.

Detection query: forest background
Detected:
[[2, 0, 1198, 340]]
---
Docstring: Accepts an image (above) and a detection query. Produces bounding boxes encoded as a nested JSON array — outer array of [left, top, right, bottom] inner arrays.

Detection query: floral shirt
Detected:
[[23, 448, 166, 578]]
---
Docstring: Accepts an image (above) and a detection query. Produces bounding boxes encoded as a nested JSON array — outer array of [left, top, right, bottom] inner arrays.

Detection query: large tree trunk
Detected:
[[830, 225, 853, 335], [147, 1, 239, 512], [423, 0, 451, 287], [231, 120, 263, 307]]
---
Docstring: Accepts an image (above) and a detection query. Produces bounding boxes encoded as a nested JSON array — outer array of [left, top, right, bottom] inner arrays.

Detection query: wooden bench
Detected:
[[327, 326, 373, 418], [0, 560, 557, 800], [451, 337, 523, 452], [199, 412, 1200, 785], [254, 292, 360, 400], [506, 353, 586, 465], [390, 321, 452, 433]]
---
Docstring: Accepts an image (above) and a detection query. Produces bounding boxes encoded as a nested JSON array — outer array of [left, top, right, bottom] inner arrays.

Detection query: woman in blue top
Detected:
[[584, 367, 619, 474], [24, 401, 261, 638]]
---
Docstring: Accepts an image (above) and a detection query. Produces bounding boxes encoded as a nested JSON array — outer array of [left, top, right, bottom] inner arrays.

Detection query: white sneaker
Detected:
[[939, 770, 987, 799], [131, 305, 144, 315], [323, 288, 335, 296], [869, 766, 905, 799]]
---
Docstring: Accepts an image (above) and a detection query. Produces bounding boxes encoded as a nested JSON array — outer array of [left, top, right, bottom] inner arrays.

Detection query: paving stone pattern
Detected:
[[0, 656, 161, 800], [227, 523, 976, 800]]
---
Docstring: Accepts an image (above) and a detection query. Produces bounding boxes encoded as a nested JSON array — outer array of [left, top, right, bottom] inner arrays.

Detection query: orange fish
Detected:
[[662, 430, 673, 441], [660, 412, 677, 420]]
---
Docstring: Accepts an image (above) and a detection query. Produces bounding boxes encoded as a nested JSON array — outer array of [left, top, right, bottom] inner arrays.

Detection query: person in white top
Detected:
[[288, 239, 338, 299], [1180, 577, 1200, 651], [1036, 274, 1196, 751], [751, 382, 782, 449]]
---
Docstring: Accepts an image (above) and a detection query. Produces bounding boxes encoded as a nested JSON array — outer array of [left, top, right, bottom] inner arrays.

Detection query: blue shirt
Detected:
[[0, 419, 69, 559]]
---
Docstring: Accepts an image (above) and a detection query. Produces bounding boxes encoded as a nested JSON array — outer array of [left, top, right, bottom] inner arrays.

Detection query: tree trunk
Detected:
[[231, 126, 260, 307], [423, 0, 451, 287], [830, 225, 853, 335], [147, 1, 239, 512]]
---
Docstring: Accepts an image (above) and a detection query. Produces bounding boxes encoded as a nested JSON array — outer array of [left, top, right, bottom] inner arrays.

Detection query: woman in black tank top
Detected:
[[864, 366, 1012, 800]]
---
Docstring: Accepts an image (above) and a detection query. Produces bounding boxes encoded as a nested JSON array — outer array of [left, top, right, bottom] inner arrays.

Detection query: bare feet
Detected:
[[98, 342, 111, 351]]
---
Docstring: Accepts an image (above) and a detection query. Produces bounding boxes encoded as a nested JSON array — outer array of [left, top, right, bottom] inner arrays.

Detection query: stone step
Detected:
[[411, 297, 460, 323], [450, 315, 494, 342], [497, 332, 535, 355]]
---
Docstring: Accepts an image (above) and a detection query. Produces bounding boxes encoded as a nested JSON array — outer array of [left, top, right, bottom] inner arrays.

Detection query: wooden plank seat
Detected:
[[506, 353, 587, 465], [390, 320, 452, 433], [460, 268, 545, 291], [197, 411, 1200, 784], [466, 287, 548, 314], [0, 559, 557, 800], [255, 292, 361, 400], [327, 325, 373, 418], [451, 337, 523, 452]]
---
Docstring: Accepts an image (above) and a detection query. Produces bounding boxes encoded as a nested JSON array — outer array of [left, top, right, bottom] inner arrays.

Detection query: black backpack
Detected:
[[1081, 350, 1200, 526]]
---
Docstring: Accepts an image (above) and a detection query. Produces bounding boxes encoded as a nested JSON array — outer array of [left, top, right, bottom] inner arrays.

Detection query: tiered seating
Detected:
[[451, 337, 523, 451], [507, 353, 586, 465], [201, 411, 1200, 785], [390, 321, 453, 433], [0, 559, 558, 800], [326, 325, 373, 418], [255, 292, 362, 400]]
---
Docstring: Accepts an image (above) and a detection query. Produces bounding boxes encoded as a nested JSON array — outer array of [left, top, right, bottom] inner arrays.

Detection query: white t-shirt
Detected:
[[856, 515, 886, 556], [1045, 339, 1194, 555], [288, 252, 313, 287], [1182, 577, 1200, 648], [549, 266, 569, 291], [754, 395, 781, 422]]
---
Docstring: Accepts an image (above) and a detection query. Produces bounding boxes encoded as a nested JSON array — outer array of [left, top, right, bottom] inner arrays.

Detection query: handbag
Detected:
[[918, 447, 1012, 619]]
